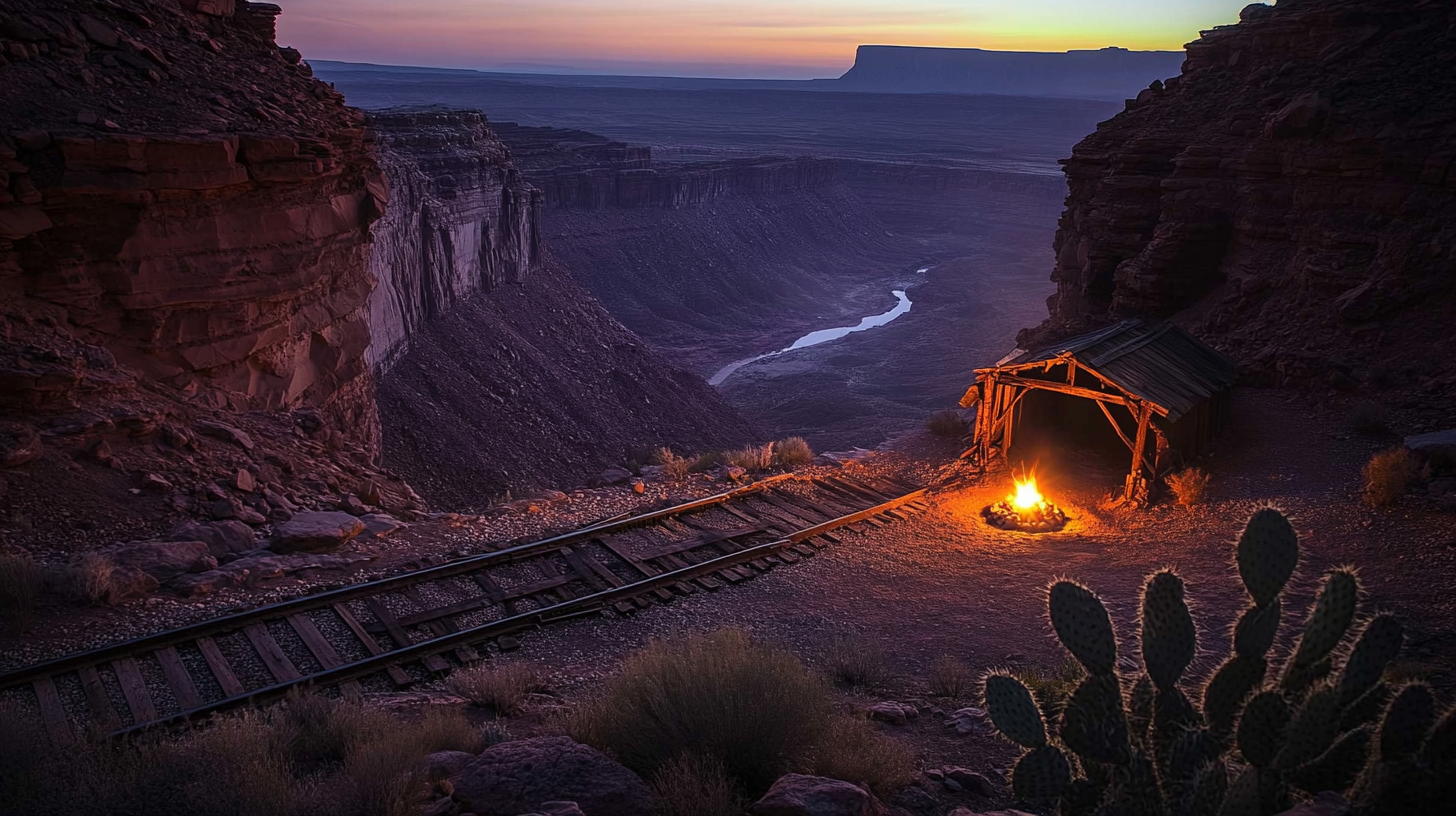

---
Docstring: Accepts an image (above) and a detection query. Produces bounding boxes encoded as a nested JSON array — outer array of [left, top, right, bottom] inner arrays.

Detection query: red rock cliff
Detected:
[[0, 0, 387, 446], [1024, 0, 1456, 390]]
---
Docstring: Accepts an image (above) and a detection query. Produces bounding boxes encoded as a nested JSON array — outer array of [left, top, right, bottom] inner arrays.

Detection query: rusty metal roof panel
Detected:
[[1002, 320, 1237, 421]]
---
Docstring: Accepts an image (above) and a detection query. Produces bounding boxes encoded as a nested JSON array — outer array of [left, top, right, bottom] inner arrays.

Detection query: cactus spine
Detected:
[[978, 507, 1454, 816]]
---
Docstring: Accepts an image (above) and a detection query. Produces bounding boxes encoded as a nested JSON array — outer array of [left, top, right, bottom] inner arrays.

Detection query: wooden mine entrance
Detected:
[[960, 320, 1237, 504]]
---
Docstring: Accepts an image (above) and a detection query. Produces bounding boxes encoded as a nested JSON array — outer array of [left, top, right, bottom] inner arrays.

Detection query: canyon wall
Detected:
[[364, 109, 540, 371], [1026, 0, 1456, 396], [0, 0, 386, 446]]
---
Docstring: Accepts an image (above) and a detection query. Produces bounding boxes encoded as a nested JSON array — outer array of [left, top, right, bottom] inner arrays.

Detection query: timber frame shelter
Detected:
[[961, 320, 1238, 504]]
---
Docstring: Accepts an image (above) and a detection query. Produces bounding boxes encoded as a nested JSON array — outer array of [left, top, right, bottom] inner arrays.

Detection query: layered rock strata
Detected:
[[1025, 0, 1456, 396], [364, 108, 541, 370], [0, 0, 386, 444]]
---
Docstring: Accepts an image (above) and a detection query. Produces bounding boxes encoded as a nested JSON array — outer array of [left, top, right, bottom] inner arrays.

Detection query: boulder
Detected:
[[867, 702, 917, 725], [170, 519, 256, 561], [271, 511, 365, 553], [750, 774, 885, 816], [451, 736, 653, 816], [194, 420, 254, 450], [108, 540, 215, 582], [420, 750, 476, 782], [339, 493, 369, 515], [598, 466, 632, 485], [942, 768, 997, 797], [1406, 429, 1456, 473], [107, 564, 161, 602], [360, 513, 405, 538]]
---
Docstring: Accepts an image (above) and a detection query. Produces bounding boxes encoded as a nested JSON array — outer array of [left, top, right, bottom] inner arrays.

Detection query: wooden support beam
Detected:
[[994, 375, 1131, 406]]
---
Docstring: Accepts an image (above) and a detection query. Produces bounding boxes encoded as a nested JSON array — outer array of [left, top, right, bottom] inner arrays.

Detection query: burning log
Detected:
[[982, 477, 1068, 532]]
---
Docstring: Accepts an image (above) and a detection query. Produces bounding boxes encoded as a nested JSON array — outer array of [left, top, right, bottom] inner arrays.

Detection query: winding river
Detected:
[[709, 289, 914, 386]]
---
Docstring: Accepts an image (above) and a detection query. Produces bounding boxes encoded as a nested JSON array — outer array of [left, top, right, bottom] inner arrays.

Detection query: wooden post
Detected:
[[1002, 384, 1018, 462], [1126, 401, 1152, 503]]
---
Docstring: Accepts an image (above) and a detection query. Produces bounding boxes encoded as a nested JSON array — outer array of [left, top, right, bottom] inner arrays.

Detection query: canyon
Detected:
[[836, 45, 1184, 99]]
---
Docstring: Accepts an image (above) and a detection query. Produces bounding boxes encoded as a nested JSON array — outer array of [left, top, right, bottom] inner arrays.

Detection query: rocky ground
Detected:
[[5, 385, 1453, 815]]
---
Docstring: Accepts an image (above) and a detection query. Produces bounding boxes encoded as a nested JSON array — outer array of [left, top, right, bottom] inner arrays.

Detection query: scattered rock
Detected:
[[451, 736, 653, 816], [598, 466, 632, 485], [867, 701, 918, 725], [141, 473, 173, 493], [270, 511, 366, 553], [945, 706, 990, 736], [170, 519, 256, 561], [750, 774, 885, 816], [209, 498, 237, 520], [360, 513, 405, 538], [106, 564, 161, 601], [194, 420, 255, 450], [420, 750, 476, 782], [630, 479, 646, 494], [943, 768, 997, 797], [235, 505, 268, 526], [724, 465, 748, 482], [233, 468, 256, 492], [108, 540, 215, 583], [0, 424, 43, 468], [339, 493, 369, 516]]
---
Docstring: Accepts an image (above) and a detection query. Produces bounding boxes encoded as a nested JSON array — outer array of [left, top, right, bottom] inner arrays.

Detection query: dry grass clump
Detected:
[[1348, 401, 1388, 435], [823, 632, 891, 689], [810, 717, 916, 794], [926, 409, 967, 438], [1363, 447, 1412, 506], [648, 753, 748, 816], [1012, 659, 1085, 725], [725, 443, 774, 473], [569, 628, 835, 795], [771, 437, 814, 468], [926, 655, 975, 699], [1165, 467, 1211, 508], [445, 662, 540, 716], [67, 552, 118, 606], [689, 451, 726, 473], [651, 448, 692, 480], [0, 552, 43, 635]]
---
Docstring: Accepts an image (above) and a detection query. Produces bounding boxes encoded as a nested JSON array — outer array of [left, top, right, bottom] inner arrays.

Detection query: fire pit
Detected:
[[982, 477, 1069, 532]]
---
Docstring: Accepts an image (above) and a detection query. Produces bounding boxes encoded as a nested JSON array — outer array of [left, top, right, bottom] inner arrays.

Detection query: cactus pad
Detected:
[[1287, 726, 1372, 795], [1049, 580, 1119, 676], [1291, 569, 1358, 670], [984, 673, 1047, 748], [1380, 684, 1437, 761], [1233, 598, 1281, 659], [1142, 569, 1197, 691], [1423, 706, 1456, 768], [1337, 614, 1404, 704], [1236, 508, 1299, 607], [1276, 687, 1342, 769], [1012, 744, 1071, 804], [1189, 762, 1228, 816], [1061, 673, 1131, 764], [1204, 655, 1268, 736], [1216, 766, 1262, 816], [1237, 691, 1290, 768], [1128, 672, 1154, 745]]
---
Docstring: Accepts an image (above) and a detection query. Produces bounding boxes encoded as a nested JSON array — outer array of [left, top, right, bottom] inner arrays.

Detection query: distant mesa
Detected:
[[837, 45, 1185, 100]]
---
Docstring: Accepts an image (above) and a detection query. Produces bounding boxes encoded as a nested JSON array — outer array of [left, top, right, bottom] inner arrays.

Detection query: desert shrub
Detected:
[[1009, 659, 1084, 726], [480, 720, 512, 749], [274, 691, 396, 771], [569, 628, 834, 795], [67, 552, 117, 606], [688, 451, 726, 473], [123, 711, 299, 816], [343, 733, 426, 816], [926, 409, 967, 438], [445, 662, 540, 716], [823, 632, 891, 689], [411, 706, 486, 754], [1364, 447, 1412, 506], [771, 437, 814, 468], [725, 444, 774, 473], [1349, 401, 1388, 434], [649, 753, 748, 816], [1165, 466, 1211, 507], [0, 552, 43, 635], [926, 655, 975, 699], [810, 717, 916, 794]]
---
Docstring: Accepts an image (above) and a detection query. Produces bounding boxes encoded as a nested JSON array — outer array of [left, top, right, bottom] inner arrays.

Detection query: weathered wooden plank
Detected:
[[242, 624, 302, 683], [637, 522, 776, 560], [32, 677, 71, 742], [367, 599, 450, 673], [112, 657, 158, 725], [287, 614, 364, 697], [77, 665, 121, 731], [600, 535, 694, 596], [401, 588, 477, 665], [153, 647, 202, 712], [332, 603, 412, 687], [196, 636, 246, 698]]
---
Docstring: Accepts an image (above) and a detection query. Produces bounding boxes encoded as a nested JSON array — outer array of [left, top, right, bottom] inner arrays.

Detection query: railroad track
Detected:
[[0, 471, 927, 740]]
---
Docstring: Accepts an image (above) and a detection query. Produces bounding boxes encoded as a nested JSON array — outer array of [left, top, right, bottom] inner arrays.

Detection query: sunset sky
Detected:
[[280, 0, 1251, 78]]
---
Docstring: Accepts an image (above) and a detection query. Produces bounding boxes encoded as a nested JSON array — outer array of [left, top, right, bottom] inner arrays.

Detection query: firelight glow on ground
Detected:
[[279, 0, 1252, 78]]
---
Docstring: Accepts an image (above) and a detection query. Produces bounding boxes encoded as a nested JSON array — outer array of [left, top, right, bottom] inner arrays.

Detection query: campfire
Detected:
[[982, 476, 1069, 532]]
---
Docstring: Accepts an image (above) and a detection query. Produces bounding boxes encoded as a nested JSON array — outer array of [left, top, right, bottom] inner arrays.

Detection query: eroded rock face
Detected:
[[364, 109, 541, 371], [0, 0, 387, 449], [1023, 0, 1456, 390]]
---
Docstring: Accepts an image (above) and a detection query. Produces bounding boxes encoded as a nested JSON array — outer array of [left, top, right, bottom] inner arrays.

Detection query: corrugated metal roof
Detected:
[[999, 320, 1237, 421]]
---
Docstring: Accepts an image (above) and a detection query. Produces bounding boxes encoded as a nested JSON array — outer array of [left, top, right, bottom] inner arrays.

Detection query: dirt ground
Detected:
[[451, 386, 1456, 811]]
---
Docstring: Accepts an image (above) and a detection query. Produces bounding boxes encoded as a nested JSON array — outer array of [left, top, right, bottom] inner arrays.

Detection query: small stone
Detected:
[[232, 468, 255, 492], [77, 110, 99, 126], [925, 769, 945, 782], [868, 702, 913, 726], [598, 466, 632, 485], [724, 465, 748, 482], [141, 473, 173, 493], [749, 773, 883, 816], [944, 768, 998, 797], [630, 480, 646, 495], [194, 420, 254, 450], [209, 498, 237, 520], [497, 635, 521, 652], [235, 505, 267, 526], [339, 493, 369, 516]]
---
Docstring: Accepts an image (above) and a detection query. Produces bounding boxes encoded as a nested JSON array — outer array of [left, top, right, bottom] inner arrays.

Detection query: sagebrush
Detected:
[[445, 662, 540, 715], [772, 437, 814, 468], [725, 444, 774, 473], [1363, 448, 1411, 506], [1165, 467, 1210, 507]]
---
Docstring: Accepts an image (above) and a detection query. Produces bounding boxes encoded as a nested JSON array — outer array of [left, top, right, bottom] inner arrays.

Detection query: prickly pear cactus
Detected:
[[976, 506, 1455, 816]]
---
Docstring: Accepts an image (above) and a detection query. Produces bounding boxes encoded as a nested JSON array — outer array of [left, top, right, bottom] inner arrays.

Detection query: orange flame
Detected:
[[1011, 476, 1043, 510]]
